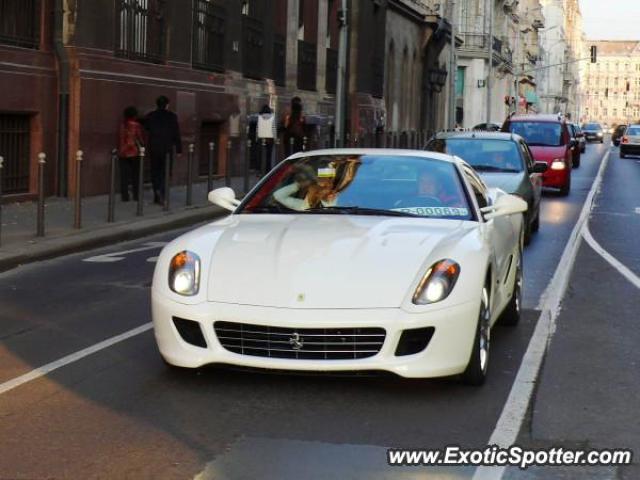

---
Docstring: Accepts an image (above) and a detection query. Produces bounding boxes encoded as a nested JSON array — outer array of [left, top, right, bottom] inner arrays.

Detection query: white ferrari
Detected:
[[152, 149, 527, 385]]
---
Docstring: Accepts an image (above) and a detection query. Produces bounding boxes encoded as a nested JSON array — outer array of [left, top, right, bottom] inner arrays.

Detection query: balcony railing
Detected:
[[326, 48, 338, 94], [193, 1, 225, 72], [116, 0, 166, 64], [272, 34, 286, 87], [459, 32, 487, 51], [298, 40, 317, 91], [242, 15, 264, 80], [0, 0, 40, 49]]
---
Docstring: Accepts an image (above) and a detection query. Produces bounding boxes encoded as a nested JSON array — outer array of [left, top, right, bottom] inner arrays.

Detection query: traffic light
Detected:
[[590, 45, 597, 63]]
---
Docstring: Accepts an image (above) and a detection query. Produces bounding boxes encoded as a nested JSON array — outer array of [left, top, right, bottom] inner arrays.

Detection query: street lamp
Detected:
[[429, 67, 448, 93]]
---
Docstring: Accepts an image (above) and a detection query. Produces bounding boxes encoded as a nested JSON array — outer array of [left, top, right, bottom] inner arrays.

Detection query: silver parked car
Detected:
[[619, 124, 640, 158]]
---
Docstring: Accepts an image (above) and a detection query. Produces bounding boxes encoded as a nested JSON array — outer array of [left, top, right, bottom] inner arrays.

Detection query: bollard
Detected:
[[137, 147, 145, 217], [302, 136, 308, 152], [108, 149, 117, 222], [0, 156, 3, 247], [225, 139, 232, 188], [186, 143, 194, 206], [73, 150, 83, 229], [243, 135, 252, 194], [208, 141, 215, 193], [345, 133, 351, 148], [163, 151, 171, 211], [260, 138, 267, 176], [36, 153, 46, 237], [275, 137, 281, 164], [289, 136, 294, 156]]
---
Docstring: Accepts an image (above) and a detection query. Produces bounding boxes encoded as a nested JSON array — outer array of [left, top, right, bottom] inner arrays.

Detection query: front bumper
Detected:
[[152, 291, 480, 379], [620, 144, 640, 155]]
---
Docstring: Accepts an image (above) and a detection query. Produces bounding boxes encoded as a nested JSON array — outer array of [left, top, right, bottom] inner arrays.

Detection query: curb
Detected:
[[0, 205, 227, 273]]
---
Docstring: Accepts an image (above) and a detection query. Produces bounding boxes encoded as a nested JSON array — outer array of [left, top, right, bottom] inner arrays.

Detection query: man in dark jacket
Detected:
[[144, 95, 182, 204]]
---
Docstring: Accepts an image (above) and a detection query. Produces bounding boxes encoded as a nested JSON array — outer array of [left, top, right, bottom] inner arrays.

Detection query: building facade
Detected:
[[454, 0, 545, 129], [582, 41, 640, 127], [0, 0, 453, 199]]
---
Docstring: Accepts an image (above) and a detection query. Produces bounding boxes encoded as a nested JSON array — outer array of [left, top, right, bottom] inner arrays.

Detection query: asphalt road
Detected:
[[0, 142, 618, 480]]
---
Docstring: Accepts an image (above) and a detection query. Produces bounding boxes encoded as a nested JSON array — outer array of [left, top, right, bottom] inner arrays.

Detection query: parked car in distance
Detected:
[[566, 123, 582, 167], [473, 122, 502, 132], [582, 122, 604, 143], [612, 124, 627, 146], [572, 124, 586, 153], [502, 114, 573, 196], [619, 124, 640, 158], [426, 131, 547, 244]]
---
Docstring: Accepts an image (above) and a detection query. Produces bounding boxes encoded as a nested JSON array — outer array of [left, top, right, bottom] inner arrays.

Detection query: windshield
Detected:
[[583, 123, 602, 130], [430, 138, 523, 173], [627, 127, 640, 135], [238, 154, 473, 220], [507, 122, 563, 147]]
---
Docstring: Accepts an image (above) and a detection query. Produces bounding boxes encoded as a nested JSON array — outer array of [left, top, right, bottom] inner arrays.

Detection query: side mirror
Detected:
[[208, 187, 240, 212], [532, 161, 548, 174], [481, 194, 528, 221]]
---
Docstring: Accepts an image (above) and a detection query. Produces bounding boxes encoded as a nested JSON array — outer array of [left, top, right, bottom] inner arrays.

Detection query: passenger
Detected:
[[273, 164, 339, 210]]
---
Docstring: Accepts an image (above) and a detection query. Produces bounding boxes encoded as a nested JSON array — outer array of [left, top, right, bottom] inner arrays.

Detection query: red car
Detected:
[[502, 114, 574, 196]]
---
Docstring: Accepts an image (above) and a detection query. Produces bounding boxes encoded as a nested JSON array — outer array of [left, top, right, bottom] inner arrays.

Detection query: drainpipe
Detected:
[[334, 0, 348, 147], [54, 0, 70, 197]]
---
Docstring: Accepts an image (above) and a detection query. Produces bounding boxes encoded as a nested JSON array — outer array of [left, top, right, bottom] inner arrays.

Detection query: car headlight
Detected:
[[168, 251, 201, 296], [597, 132, 603, 137], [550, 158, 566, 170], [413, 259, 461, 305]]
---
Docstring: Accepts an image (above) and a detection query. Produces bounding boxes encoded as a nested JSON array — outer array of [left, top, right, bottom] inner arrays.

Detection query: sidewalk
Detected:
[[0, 175, 259, 272]]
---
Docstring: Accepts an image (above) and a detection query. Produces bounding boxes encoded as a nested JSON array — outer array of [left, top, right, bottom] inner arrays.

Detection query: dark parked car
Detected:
[[472, 122, 502, 132], [582, 122, 604, 143], [426, 131, 547, 244], [612, 124, 627, 146], [567, 123, 582, 167]]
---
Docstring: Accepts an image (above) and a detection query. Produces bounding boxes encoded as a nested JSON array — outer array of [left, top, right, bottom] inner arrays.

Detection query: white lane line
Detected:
[[0, 323, 152, 396], [83, 242, 167, 263], [473, 151, 611, 480], [583, 225, 640, 289]]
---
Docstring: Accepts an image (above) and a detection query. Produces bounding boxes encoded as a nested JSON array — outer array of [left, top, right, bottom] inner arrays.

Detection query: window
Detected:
[[193, 1, 226, 72], [0, 114, 31, 194], [116, 0, 166, 63], [297, 0, 318, 91], [0, 0, 40, 48], [241, 2, 265, 79], [613, 108, 617, 117]]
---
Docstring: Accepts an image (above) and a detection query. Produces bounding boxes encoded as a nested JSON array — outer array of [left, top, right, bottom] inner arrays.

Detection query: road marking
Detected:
[[635, 207, 640, 214], [473, 150, 611, 480], [146, 256, 159, 263], [0, 323, 153, 396], [583, 225, 640, 289], [83, 242, 167, 263]]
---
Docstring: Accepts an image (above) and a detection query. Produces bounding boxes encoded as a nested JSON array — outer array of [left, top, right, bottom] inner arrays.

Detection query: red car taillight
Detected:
[[622, 136, 629, 144]]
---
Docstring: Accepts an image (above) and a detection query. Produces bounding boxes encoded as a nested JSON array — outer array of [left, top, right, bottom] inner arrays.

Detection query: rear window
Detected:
[[583, 123, 601, 130], [627, 127, 640, 135], [427, 138, 523, 173], [506, 122, 563, 147]]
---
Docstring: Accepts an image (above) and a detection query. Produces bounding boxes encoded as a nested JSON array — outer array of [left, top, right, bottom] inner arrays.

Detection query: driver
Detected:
[[415, 169, 463, 207]]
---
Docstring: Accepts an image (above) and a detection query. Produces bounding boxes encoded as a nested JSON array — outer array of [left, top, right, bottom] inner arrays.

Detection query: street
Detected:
[[0, 141, 638, 479]]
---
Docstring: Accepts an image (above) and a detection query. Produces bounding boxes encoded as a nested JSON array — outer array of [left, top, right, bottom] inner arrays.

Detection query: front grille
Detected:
[[214, 321, 386, 360]]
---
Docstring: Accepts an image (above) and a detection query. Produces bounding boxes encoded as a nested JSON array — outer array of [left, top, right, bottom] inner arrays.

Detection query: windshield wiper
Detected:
[[304, 206, 419, 217], [472, 164, 511, 172], [242, 205, 296, 214]]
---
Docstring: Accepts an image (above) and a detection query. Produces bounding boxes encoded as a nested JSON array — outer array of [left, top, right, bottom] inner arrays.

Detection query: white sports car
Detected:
[[152, 149, 527, 385]]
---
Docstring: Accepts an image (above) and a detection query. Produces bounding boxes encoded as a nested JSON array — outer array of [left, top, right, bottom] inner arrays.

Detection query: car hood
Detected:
[[477, 172, 526, 195], [205, 214, 472, 308], [528, 145, 566, 163]]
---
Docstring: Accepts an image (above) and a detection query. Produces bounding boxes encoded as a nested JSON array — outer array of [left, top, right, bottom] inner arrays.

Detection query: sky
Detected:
[[580, 0, 640, 40]]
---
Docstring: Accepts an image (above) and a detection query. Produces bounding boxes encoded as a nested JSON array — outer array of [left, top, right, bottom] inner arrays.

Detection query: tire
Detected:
[[573, 156, 580, 168], [600, 139, 604, 144], [500, 249, 523, 326], [620, 150, 626, 158], [559, 174, 571, 196], [462, 283, 491, 386], [523, 213, 532, 246], [531, 208, 540, 233]]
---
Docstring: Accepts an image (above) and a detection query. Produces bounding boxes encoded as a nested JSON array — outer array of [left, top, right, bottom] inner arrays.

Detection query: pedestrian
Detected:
[[257, 104, 276, 173], [117, 106, 145, 202], [143, 95, 182, 204], [283, 96, 305, 156]]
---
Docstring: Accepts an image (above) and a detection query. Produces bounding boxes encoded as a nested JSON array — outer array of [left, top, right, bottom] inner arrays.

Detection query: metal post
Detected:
[[275, 137, 281, 164], [302, 136, 308, 152], [244, 134, 252, 194], [0, 156, 3, 247], [260, 138, 267, 175], [335, 0, 349, 147], [73, 150, 83, 229], [448, 0, 457, 130], [289, 136, 295, 155], [208, 141, 215, 193], [485, 0, 493, 124], [225, 139, 232, 187], [137, 147, 145, 216], [346, 132, 351, 147], [163, 151, 170, 211], [187, 143, 194, 206], [108, 149, 117, 222], [36, 153, 46, 237]]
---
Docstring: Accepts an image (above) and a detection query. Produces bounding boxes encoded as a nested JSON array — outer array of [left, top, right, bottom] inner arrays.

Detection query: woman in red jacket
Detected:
[[118, 106, 145, 202]]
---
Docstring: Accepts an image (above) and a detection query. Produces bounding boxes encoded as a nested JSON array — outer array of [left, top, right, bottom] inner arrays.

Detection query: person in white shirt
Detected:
[[273, 165, 339, 211]]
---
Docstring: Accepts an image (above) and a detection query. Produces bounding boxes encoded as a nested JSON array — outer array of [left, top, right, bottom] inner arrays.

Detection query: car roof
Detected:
[[433, 131, 524, 142], [287, 148, 464, 166], [509, 114, 564, 123]]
